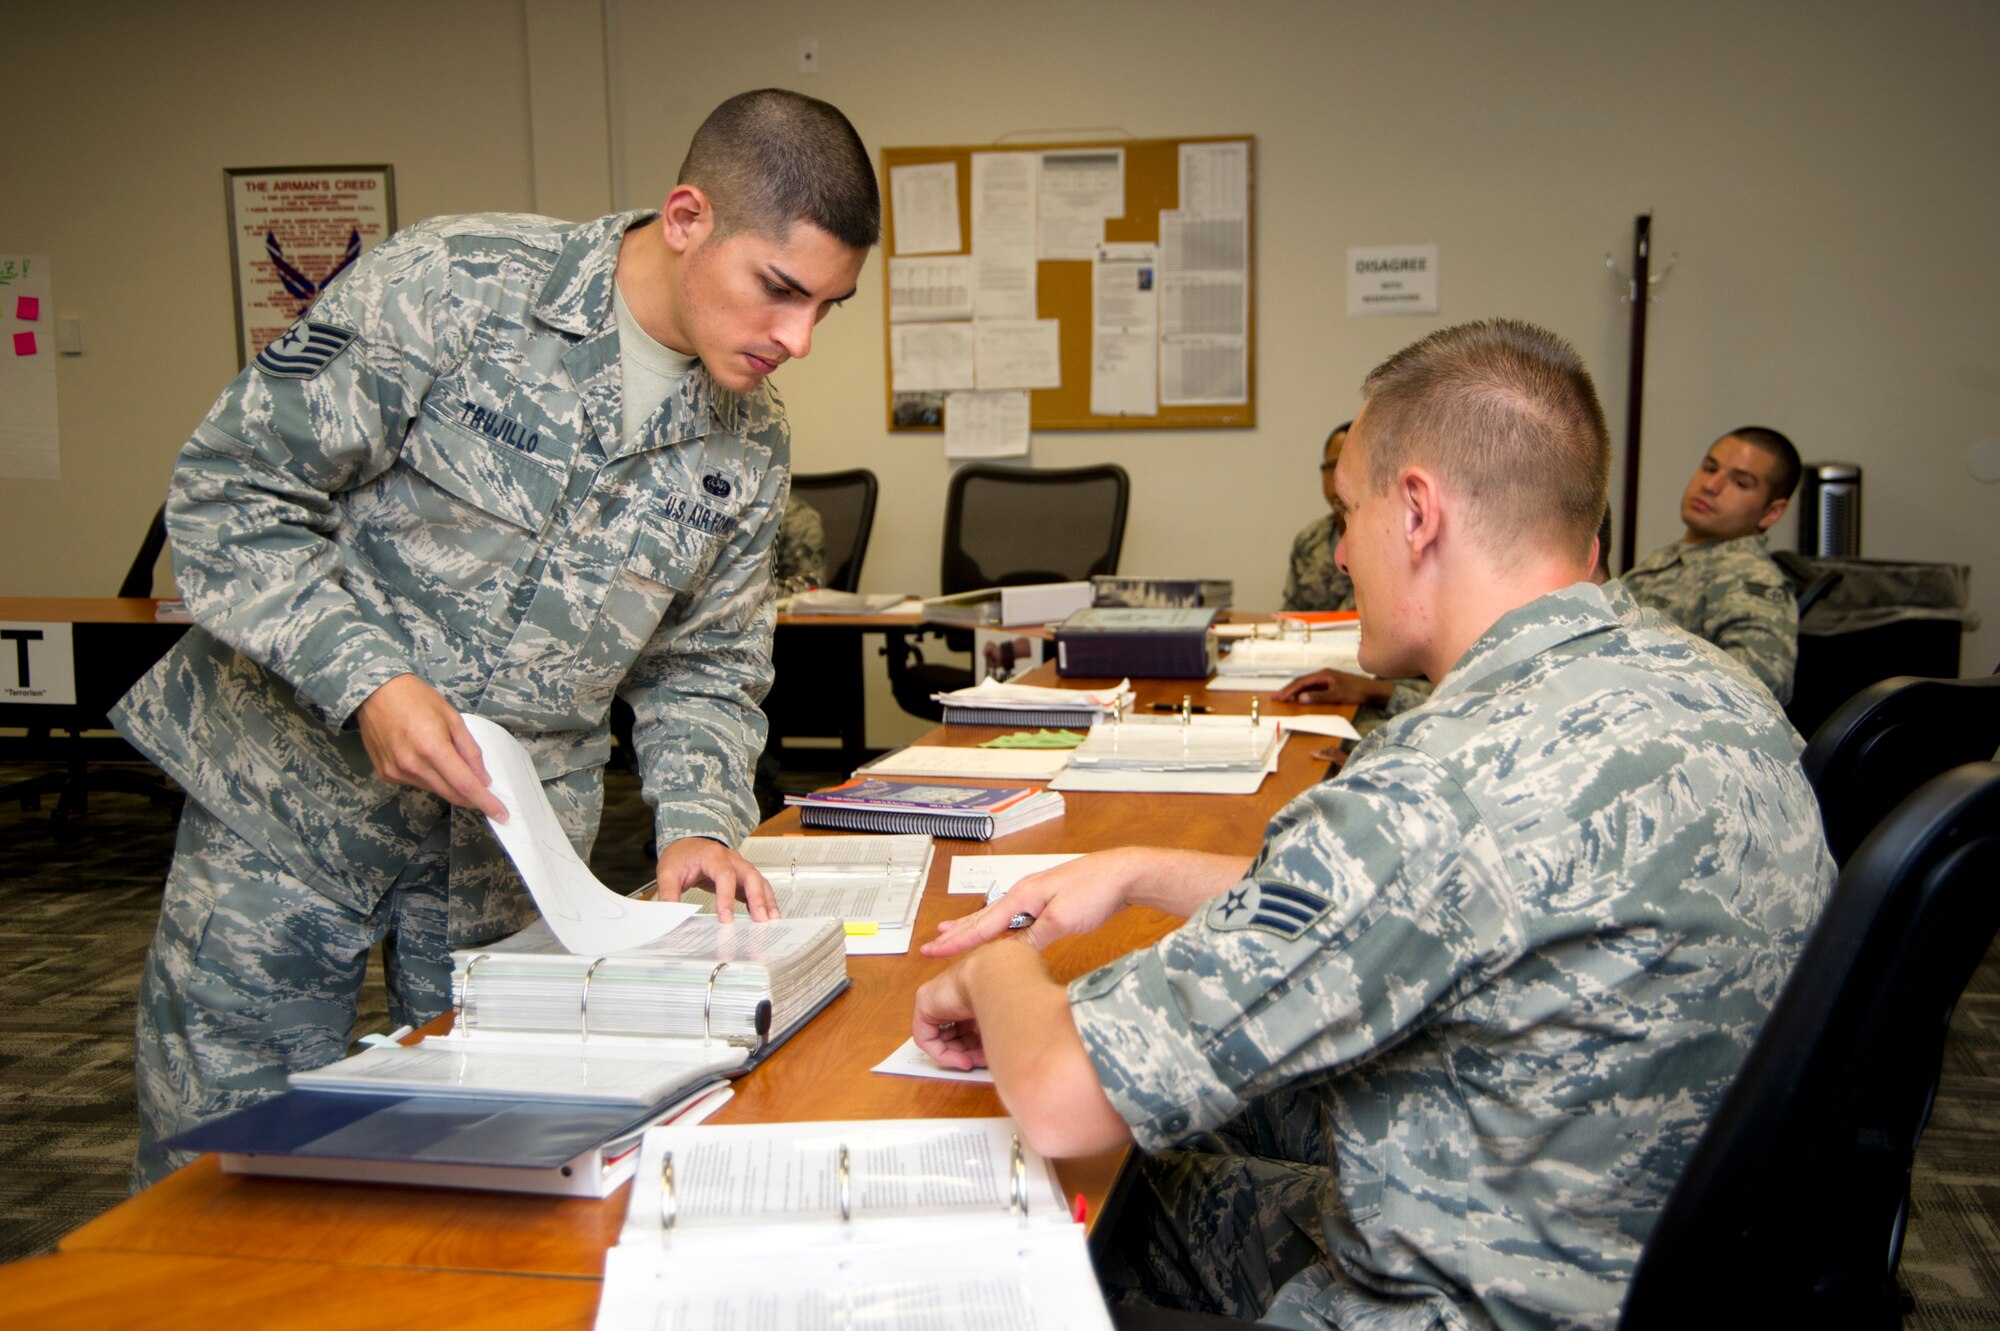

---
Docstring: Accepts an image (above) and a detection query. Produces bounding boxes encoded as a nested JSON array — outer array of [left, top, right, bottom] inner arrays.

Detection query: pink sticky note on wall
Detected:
[[13, 331, 36, 356], [15, 296, 39, 321]]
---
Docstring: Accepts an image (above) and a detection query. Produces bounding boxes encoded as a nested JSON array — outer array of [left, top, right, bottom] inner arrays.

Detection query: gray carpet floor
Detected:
[[1, 761, 1995, 1327]]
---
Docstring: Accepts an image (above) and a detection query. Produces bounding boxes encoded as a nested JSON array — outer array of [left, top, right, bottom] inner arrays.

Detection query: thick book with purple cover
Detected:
[[784, 778, 1064, 841]]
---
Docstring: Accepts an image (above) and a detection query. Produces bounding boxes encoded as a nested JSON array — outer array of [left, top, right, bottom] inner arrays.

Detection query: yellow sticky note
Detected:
[[843, 921, 879, 936]]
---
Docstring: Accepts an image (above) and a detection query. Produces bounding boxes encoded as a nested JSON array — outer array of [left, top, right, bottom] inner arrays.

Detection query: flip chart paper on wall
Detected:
[[0, 257, 59, 480]]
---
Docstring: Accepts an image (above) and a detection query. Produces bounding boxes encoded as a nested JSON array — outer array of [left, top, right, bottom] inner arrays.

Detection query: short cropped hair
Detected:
[[1723, 425, 1801, 503], [677, 89, 880, 249], [1325, 420, 1353, 453], [1358, 319, 1610, 559]]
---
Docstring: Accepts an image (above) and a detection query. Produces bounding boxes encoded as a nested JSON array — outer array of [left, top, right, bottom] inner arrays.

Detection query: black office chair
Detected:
[[1619, 760, 2000, 1331], [886, 463, 1130, 721], [3, 502, 183, 836], [789, 469, 878, 593], [1801, 672, 2000, 865]]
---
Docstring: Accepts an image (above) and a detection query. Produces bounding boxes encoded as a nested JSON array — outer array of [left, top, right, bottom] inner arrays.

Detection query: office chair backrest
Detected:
[[1619, 760, 2000, 1331], [1802, 672, 2000, 864], [790, 469, 878, 593], [940, 463, 1129, 594], [119, 503, 170, 598]]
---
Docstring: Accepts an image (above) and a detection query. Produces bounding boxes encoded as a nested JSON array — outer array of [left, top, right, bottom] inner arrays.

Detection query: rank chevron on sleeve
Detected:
[[254, 320, 358, 380]]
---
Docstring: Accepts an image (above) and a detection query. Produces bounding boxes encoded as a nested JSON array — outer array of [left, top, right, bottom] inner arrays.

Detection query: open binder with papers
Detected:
[[1051, 711, 1287, 794], [287, 915, 849, 1105], [595, 1117, 1114, 1331], [674, 834, 937, 955]]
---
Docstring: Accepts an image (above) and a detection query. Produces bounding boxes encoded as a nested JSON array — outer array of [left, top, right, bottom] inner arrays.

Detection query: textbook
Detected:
[[785, 777, 1064, 841], [1054, 606, 1220, 678], [595, 1117, 1115, 1330], [285, 916, 849, 1106], [160, 1079, 735, 1199]]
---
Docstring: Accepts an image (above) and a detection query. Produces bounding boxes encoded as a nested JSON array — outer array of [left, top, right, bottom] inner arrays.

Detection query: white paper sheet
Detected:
[[1091, 242, 1159, 416], [1038, 148, 1124, 260], [1179, 141, 1249, 218], [974, 319, 1062, 390], [872, 1036, 997, 1084], [1159, 209, 1249, 406], [891, 321, 976, 392], [972, 152, 1039, 321], [945, 390, 1031, 459], [460, 714, 696, 954], [862, 746, 1069, 781], [945, 853, 1084, 896], [890, 161, 963, 255], [1275, 714, 1363, 741], [889, 255, 974, 323]]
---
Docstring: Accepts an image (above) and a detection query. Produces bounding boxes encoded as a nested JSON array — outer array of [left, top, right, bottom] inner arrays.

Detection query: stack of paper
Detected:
[[457, 914, 850, 1044], [1050, 714, 1287, 795], [933, 676, 1136, 727], [1209, 632, 1370, 693]]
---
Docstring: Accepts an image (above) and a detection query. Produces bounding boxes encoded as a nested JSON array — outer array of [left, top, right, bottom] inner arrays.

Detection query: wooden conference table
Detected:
[[4, 664, 1349, 1327]]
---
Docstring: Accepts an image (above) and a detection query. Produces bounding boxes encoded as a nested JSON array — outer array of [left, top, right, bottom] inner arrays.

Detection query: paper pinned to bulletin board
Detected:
[[881, 136, 1254, 433], [0, 256, 59, 481]]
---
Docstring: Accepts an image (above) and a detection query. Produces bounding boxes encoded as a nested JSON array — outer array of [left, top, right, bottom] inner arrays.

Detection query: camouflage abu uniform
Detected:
[[1075, 581, 1834, 1329], [1283, 514, 1355, 613], [1618, 532, 1797, 704], [1282, 513, 1432, 719], [113, 212, 788, 1182], [774, 494, 826, 590]]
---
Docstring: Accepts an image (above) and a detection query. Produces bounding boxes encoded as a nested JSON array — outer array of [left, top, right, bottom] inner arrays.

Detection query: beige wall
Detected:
[[4, 0, 1996, 696]]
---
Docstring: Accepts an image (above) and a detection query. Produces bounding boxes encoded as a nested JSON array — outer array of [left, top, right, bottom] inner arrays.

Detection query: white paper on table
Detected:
[[945, 390, 1030, 459], [872, 1036, 996, 1084], [862, 745, 1070, 781], [1276, 713, 1362, 741], [946, 853, 1084, 896], [889, 161, 963, 255], [1038, 147, 1124, 260], [891, 321, 975, 393], [888, 255, 974, 323], [459, 714, 696, 954], [973, 319, 1062, 390]]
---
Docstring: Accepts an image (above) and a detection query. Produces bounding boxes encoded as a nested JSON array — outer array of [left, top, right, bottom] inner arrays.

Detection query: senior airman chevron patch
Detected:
[[1210, 880, 1331, 939], [255, 320, 358, 380]]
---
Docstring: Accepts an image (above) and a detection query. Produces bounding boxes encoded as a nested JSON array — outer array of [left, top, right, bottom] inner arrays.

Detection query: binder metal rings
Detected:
[[1009, 1133, 1029, 1218], [702, 962, 730, 1046], [659, 1151, 677, 1237], [579, 956, 608, 1042], [458, 953, 492, 1033], [838, 1143, 852, 1223]]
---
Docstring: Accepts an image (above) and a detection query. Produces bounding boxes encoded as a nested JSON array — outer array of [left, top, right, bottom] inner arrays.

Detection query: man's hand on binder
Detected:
[[656, 837, 779, 922]]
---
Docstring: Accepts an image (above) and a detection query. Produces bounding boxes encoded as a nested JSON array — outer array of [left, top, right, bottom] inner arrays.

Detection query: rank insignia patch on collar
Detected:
[[1210, 880, 1330, 940], [255, 320, 358, 380]]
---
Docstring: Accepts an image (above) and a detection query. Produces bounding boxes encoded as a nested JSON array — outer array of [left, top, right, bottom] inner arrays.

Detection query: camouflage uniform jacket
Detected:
[[1070, 580, 1834, 1330], [1282, 514, 1355, 613], [1619, 532, 1797, 704], [1283, 513, 1432, 718], [774, 494, 826, 590], [112, 212, 788, 944]]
